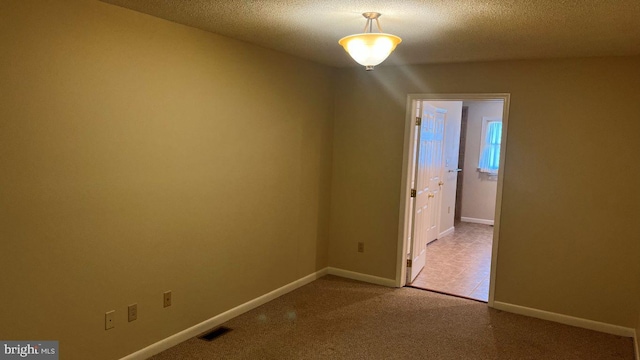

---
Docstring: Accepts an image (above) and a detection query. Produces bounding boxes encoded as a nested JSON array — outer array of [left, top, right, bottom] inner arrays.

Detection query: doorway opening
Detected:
[[395, 94, 510, 306]]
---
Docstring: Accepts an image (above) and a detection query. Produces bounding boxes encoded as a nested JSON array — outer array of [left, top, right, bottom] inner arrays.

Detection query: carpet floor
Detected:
[[150, 275, 635, 360]]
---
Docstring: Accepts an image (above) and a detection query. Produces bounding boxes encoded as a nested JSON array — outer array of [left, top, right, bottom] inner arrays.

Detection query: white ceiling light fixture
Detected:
[[338, 12, 402, 71]]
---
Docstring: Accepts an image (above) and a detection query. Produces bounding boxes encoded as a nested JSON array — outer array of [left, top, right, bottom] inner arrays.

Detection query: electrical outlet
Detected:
[[163, 291, 172, 308], [128, 304, 137, 322], [357, 242, 364, 253], [105, 310, 115, 330]]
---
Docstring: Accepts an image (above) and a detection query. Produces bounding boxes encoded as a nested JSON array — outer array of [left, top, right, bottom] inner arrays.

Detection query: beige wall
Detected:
[[460, 101, 503, 222], [0, 1, 334, 359], [330, 56, 640, 327]]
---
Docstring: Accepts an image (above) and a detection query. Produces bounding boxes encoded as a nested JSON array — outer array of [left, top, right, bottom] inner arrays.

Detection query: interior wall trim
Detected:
[[327, 267, 397, 287], [438, 226, 455, 238], [492, 301, 635, 338], [460, 217, 494, 225], [119, 268, 329, 360], [634, 329, 639, 360], [396, 93, 511, 308]]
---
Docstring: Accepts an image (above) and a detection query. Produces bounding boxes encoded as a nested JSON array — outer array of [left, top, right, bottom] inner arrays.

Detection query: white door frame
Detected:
[[395, 93, 511, 307]]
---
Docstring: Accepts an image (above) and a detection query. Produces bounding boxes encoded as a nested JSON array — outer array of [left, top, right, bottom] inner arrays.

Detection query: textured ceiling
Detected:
[[100, 0, 640, 68]]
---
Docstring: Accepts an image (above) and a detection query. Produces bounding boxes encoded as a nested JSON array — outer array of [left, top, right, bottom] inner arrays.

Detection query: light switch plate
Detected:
[[128, 304, 137, 322]]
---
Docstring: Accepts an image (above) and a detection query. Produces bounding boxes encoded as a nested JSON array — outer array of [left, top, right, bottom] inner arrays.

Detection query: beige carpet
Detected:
[[150, 276, 634, 359]]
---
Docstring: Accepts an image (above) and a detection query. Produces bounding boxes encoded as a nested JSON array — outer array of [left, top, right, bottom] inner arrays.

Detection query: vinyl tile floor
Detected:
[[409, 221, 493, 302]]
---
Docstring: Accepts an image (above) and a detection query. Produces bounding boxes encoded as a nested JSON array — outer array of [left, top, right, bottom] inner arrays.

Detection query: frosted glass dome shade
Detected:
[[339, 33, 402, 67]]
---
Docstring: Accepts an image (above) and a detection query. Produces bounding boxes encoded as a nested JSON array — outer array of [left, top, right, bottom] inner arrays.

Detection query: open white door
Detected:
[[406, 100, 422, 283], [426, 108, 446, 242], [407, 103, 446, 283]]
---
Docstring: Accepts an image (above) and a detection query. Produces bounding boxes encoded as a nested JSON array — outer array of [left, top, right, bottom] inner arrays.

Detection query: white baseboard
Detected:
[[492, 301, 635, 338], [461, 217, 494, 226], [438, 226, 455, 238], [327, 267, 397, 287], [120, 268, 328, 360]]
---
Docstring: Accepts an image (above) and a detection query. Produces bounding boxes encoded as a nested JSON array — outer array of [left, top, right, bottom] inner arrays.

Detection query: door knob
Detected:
[[428, 193, 435, 198], [438, 181, 444, 186]]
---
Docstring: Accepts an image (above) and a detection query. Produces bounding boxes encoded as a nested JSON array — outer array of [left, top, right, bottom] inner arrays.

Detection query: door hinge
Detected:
[[406, 259, 412, 267], [415, 117, 422, 126], [410, 189, 416, 198]]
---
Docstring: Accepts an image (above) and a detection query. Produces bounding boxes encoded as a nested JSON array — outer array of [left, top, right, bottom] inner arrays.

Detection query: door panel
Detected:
[[408, 103, 427, 282], [408, 103, 447, 283], [426, 110, 446, 242]]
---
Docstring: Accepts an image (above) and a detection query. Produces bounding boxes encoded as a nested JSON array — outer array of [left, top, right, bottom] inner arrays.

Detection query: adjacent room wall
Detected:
[[329, 56, 640, 328], [0, 1, 334, 359], [460, 101, 503, 223]]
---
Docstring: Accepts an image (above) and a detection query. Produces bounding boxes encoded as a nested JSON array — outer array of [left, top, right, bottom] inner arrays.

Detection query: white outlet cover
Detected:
[[105, 310, 115, 330]]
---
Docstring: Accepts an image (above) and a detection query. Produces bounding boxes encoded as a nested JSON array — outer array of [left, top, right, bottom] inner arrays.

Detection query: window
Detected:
[[478, 117, 502, 174]]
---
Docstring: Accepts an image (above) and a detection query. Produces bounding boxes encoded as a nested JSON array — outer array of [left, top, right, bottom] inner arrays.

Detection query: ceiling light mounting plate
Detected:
[[362, 12, 381, 20]]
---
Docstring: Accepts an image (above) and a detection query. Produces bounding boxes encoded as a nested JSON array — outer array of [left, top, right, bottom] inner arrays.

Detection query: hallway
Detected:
[[409, 222, 493, 301]]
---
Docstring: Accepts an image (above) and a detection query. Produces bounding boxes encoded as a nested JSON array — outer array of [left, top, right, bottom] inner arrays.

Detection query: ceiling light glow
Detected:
[[338, 13, 402, 71]]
